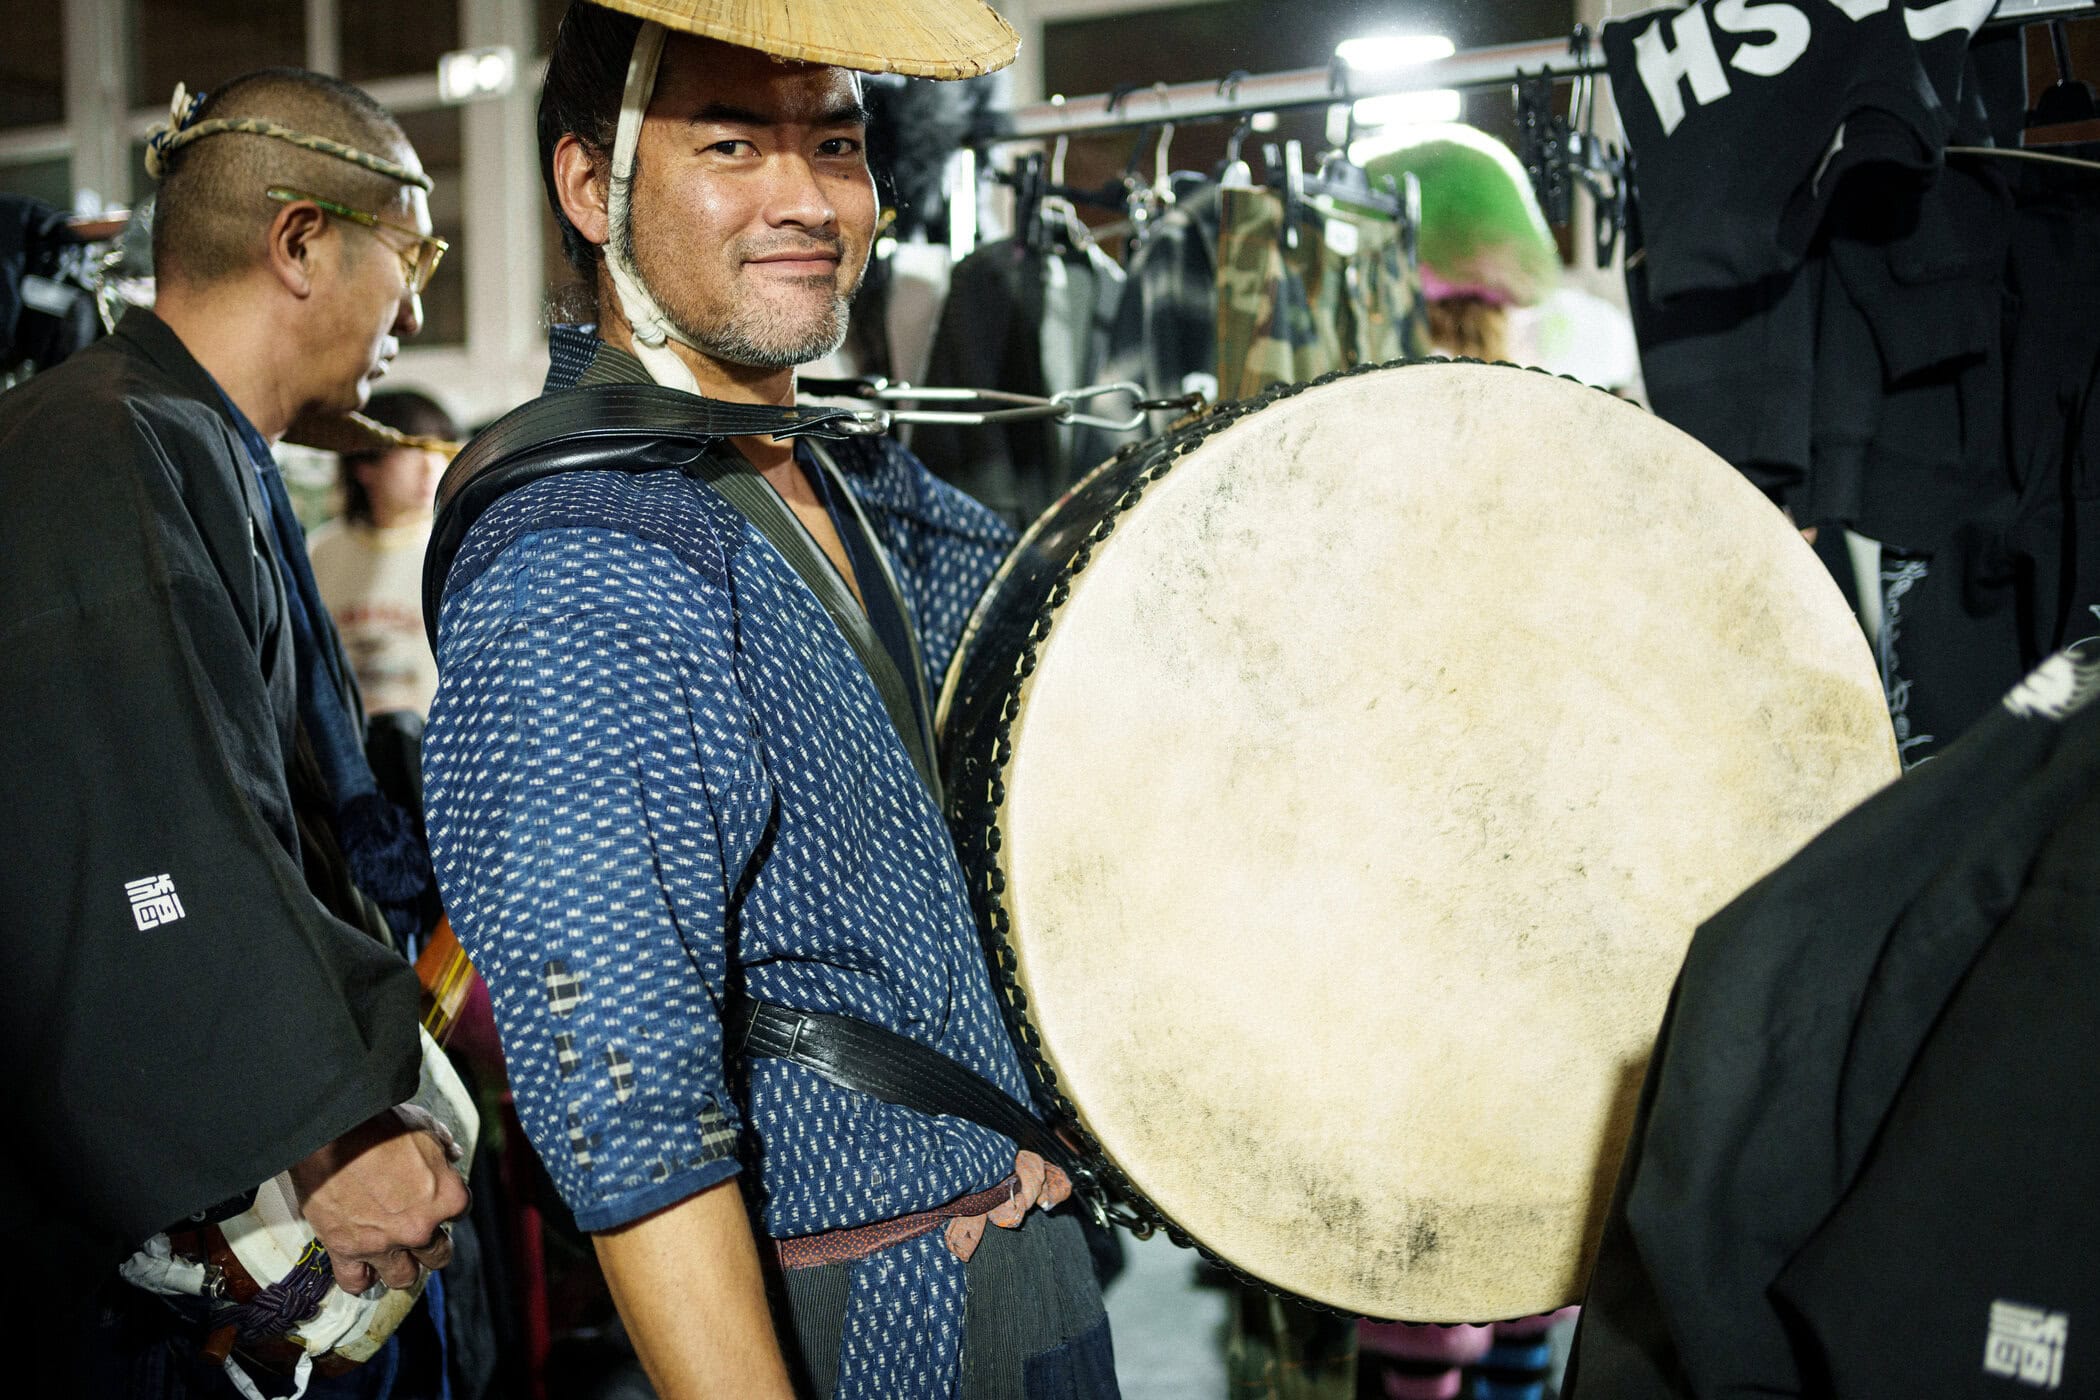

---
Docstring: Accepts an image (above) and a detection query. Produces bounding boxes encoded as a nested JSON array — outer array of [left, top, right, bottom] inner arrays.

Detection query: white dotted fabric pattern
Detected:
[[423, 438, 1022, 1400]]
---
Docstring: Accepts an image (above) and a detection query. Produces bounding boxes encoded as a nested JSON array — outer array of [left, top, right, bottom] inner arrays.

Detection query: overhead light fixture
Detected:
[[1348, 99, 1466, 163], [438, 45, 517, 104], [1351, 89, 1463, 130], [1334, 33, 1457, 71]]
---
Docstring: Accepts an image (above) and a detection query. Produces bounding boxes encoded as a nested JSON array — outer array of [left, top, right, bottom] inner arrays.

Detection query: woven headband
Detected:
[[144, 83, 431, 191]]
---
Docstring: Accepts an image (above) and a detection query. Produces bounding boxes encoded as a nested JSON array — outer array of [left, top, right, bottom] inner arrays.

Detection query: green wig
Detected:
[[1361, 123, 1559, 308]]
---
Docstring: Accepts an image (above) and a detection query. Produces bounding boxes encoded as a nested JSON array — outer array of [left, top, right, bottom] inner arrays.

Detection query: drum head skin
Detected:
[[948, 362, 1897, 1322]]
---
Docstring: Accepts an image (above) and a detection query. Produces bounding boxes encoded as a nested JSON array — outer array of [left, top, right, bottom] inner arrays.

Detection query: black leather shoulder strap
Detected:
[[419, 384, 944, 800], [729, 998, 1075, 1175], [423, 384, 855, 650], [806, 439, 945, 806]]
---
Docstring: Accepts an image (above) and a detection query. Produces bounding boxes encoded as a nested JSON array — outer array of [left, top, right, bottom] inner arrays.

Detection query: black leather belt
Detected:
[[728, 997, 1077, 1176]]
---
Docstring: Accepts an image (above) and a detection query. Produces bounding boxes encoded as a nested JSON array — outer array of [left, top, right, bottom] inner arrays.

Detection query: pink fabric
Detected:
[[1420, 266, 1518, 307], [1360, 1306, 1577, 1400], [775, 1176, 1019, 1270], [1360, 1321, 1494, 1364]]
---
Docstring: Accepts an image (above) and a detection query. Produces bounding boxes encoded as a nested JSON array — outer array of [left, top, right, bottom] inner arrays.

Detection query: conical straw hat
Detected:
[[589, 0, 1018, 79]]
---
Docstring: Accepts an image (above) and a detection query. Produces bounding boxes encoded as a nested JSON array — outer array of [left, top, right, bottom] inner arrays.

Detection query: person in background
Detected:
[[0, 66, 467, 1397], [309, 388, 458, 719], [1362, 124, 1560, 362]]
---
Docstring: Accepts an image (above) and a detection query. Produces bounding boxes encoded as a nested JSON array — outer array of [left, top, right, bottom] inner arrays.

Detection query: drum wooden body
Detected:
[[940, 361, 1898, 1323]]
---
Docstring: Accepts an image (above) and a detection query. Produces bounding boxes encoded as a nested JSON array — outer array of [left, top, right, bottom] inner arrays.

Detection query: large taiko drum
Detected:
[[938, 360, 1899, 1324]]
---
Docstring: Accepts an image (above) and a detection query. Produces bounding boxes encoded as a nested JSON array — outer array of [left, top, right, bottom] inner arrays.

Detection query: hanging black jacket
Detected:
[[0, 194, 102, 375], [1567, 648, 2100, 1398], [0, 310, 422, 1336], [914, 234, 1123, 529]]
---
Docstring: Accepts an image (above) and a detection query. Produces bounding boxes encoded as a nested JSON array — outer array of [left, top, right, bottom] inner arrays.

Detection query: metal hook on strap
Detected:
[[801, 379, 1180, 434]]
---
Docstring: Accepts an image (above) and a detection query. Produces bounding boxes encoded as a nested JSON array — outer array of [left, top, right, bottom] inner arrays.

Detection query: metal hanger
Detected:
[[1216, 72, 1257, 189], [1040, 135, 1101, 252], [2027, 19, 2099, 129], [1262, 136, 1406, 252], [1151, 88, 1179, 209], [1105, 84, 1182, 246], [1947, 18, 2100, 171], [993, 108, 1123, 254], [1324, 52, 1360, 167], [1514, 25, 1630, 267]]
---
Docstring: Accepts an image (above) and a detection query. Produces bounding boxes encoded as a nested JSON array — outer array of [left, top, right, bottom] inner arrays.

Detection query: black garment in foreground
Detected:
[[1566, 649, 2100, 1398], [0, 310, 422, 1347]]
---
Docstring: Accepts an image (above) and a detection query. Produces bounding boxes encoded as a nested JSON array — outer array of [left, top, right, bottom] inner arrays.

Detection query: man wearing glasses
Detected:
[[264, 186, 448, 301], [0, 67, 467, 1397]]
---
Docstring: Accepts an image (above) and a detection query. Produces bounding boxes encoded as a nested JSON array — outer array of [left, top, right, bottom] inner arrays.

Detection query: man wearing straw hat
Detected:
[[420, 3, 1119, 1397], [0, 67, 469, 1396]]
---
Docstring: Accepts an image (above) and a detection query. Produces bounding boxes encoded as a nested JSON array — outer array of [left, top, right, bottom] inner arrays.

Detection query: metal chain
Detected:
[[946, 354, 1634, 1326], [801, 377, 1208, 436]]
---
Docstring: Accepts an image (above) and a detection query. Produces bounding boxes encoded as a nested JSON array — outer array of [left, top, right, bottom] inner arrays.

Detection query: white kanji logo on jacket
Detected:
[[124, 874, 186, 930], [1986, 1301, 2067, 1391]]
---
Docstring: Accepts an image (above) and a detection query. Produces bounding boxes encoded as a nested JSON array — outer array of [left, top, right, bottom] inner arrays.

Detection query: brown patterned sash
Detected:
[[774, 1175, 1020, 1270]]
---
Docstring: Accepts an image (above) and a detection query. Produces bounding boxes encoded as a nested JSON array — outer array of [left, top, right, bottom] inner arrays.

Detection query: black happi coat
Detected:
[[1566, 655, 2100, 1399], [0, 310, 421, 1323]]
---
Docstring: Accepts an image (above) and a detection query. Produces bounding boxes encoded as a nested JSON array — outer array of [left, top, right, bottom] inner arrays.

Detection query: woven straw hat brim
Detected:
[[589, 0, 1018, 79], [285, 409, 460, 459]]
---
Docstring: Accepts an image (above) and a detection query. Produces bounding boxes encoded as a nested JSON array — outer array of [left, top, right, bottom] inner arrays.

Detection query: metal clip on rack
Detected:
[[1515, 25, 1631, 268]]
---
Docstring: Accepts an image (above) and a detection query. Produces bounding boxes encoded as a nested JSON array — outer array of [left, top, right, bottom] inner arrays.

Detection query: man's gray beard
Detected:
[[678, 289, 851, 369], [617, 201, 853, 369]]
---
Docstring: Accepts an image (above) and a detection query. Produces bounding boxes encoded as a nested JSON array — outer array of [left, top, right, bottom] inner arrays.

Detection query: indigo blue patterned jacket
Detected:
[[422, 331, 1026, 1398]]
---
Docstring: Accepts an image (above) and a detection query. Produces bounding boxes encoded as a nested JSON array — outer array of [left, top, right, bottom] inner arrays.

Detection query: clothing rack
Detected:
[[984, 0, 2099, 144], [991, 39, 1597, 144]]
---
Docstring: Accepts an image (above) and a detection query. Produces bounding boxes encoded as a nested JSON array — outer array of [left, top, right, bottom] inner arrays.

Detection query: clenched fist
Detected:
[[290, 1109, 471, 1294]]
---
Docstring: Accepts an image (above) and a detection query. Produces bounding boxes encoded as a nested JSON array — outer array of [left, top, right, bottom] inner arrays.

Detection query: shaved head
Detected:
[[152, 68, 418, 287]]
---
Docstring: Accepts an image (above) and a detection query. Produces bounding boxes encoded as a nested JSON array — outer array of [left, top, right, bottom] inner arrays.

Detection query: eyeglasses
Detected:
[[266, 186, 448, 294]]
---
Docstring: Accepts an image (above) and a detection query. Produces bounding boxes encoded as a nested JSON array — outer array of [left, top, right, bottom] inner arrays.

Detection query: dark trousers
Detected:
[[775, 1208, 1120, 1400]]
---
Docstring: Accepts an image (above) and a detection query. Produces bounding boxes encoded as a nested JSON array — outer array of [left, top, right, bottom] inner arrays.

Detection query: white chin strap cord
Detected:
[[607, 20, 704, 395]]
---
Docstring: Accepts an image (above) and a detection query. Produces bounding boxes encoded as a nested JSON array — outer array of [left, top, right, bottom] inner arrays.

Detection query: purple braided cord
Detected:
[[223, 1242, 337, 1341]]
